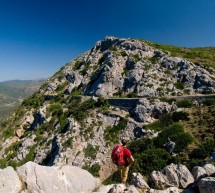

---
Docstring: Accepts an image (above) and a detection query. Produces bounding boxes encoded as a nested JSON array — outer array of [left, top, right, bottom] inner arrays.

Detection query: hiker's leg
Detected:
[[121, 166, 129, 184]]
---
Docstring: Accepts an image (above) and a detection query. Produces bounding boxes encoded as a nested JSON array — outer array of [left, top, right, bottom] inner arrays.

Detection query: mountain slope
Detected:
[[0, 37, 214, 180]]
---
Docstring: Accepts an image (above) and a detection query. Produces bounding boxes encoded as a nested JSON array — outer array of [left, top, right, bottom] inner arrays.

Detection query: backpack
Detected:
[[111, 144, 125, 166]]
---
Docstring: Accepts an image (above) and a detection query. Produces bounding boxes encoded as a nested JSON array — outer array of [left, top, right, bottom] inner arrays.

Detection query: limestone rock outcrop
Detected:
[[150, 163, 194, 189], [0, 166, 22, 193], [0, 162, 100, 193]]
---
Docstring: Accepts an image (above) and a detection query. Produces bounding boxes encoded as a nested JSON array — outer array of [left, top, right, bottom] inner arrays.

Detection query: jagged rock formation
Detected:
[[0, 161, 100, 193], [0, 36, 214, 183], [0, 161, 215, 192], [95, 163, 215, 193]]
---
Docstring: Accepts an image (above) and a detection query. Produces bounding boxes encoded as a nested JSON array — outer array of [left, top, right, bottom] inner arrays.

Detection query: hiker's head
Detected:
[[121, 137, 129, 146]]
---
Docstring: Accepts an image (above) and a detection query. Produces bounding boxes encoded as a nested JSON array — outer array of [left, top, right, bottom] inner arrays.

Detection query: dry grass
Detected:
[[182, 105, 215, 149]]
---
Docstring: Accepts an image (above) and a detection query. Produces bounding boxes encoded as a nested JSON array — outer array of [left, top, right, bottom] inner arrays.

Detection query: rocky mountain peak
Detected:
[[41, 36, 214, 98]]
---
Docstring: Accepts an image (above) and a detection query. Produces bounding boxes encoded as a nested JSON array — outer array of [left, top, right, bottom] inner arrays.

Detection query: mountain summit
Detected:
[[0, 36, 214, 181], [45, 36, 215, 97]]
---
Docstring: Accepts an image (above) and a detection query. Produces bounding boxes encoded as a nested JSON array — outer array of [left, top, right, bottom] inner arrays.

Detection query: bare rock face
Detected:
[[150, 171, 171, 189], [134, 99, 172, 122], [191, 166, 207, 181], [150, 164, 194, 189], [17, 161, 100, 193], [203, 164, 215, 176], [175, 164, 194, 189], [107, 184, 126, 193], [0, 166, 22, 193], [163, 163, 180, 187], [131, 172, 150, 190], [198, 177, 215, 193]]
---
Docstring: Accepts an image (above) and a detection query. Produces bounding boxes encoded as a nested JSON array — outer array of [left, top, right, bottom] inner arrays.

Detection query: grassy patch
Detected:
[[144, 41, 215, 69]]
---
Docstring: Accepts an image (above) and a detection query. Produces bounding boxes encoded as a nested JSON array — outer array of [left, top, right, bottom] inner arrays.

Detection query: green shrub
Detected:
[[148, 56, 160, 64], [190, 138, 214, 160], [59, 114, 69, 133], [154, 123, 193, 153], [84, 144, 99, 159], [49, 103, 63, 116], [109, 46, 117, 51], [174, 82, 185, 90], [202, 98, 215, 106], [145, 113, 174, 131], [160, 97, 176, 104], [83, 163, 101, 177], [80, 61, 91, 76], [2, 128, 14, 139], [164, 69, 171, 75], [102, 171, 120, 185], [113, 90, 123, 97], [72, 86, 83, 96], [56, 82, 69, 92], [22, 92, 44, 109], [177, 100, 193, 108], [72, 61, 84, 71], [132, 54, 141, 63], [127, 92, 138, 98], [0, 158, 8, 168], [184, 89, 191, 95], [104, 117, 128, 144], [136, 148, 172, 174], [127, 138, 176, 178], [120, 50, 127, 56], [69, 97, 97, 122], [62, 138, 73, 149], [172, 111, 190, 122], [96, 97, 110, 109]]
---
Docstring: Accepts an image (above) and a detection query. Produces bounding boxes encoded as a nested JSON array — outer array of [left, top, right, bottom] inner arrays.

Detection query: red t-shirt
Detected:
[[123, 147, 132, 166]]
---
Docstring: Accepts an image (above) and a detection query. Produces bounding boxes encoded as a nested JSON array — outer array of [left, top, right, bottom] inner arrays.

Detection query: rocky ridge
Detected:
[[0, 36, 214, 182], [1, 161, 215, 193]]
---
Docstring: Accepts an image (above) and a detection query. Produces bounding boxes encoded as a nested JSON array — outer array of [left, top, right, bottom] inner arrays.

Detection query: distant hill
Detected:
[[0, 79, 45, 120]]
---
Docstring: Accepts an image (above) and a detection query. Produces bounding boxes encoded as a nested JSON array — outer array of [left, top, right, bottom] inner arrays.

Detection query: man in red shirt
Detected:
[[117, 138, 135, 185]]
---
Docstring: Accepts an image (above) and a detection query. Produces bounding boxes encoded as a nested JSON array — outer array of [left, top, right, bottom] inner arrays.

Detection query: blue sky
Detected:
[[0, 0, 215, 82]]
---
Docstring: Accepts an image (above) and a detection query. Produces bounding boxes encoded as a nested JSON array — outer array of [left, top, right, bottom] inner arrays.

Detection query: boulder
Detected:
[[175, 164, 194, 188], [163, 163, 179, 187], [151, 164, 194, 189], [198, 177, 215, 193], [150, 171, 171, 189], [131, 172, 150, 190], [107, 184, 126, 193], [17, 161, 100, 193], [0, 166, 22, 193], [191, 166, 207, 181], [203, 164, 215, 176]]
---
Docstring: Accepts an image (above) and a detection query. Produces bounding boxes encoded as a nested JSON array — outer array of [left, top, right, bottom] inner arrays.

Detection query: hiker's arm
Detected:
[[128, 156, 134, 166]]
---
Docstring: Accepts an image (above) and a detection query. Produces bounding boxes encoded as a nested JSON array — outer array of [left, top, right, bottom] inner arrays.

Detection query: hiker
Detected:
[[111, 138, 135, 185], [164, 138, 175, 155]]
